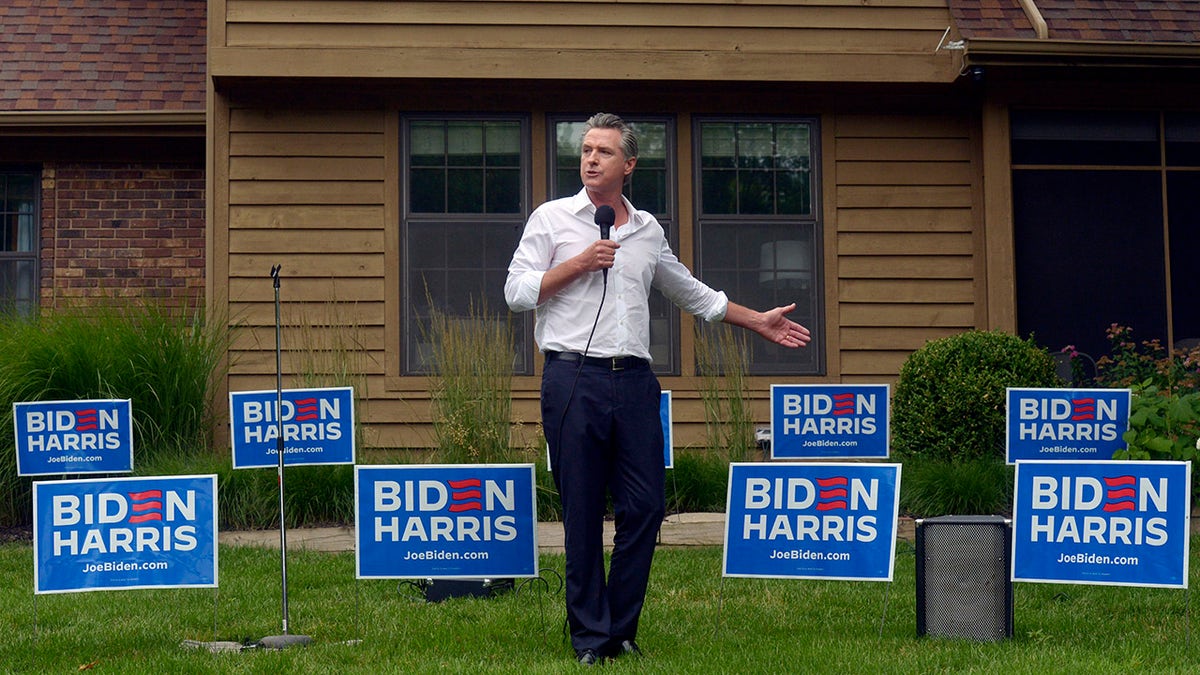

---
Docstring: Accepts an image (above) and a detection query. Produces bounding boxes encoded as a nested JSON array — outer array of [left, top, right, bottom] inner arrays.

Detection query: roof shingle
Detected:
[[950, 0, 1200, 43], [0, 0, 206, 113]]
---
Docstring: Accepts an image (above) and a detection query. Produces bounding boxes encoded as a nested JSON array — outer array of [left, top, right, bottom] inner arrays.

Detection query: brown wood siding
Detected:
[[212, 0, 961, 83], [223, 107, 400, 437], [832, 113, 979, 381]]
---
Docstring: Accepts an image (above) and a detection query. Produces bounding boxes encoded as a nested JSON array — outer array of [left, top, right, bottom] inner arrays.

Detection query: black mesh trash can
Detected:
[[915, 515, 1013, 641]]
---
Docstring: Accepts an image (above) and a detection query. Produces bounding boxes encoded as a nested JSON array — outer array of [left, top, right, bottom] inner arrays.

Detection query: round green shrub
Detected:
[[892, 330, 1060, 463]]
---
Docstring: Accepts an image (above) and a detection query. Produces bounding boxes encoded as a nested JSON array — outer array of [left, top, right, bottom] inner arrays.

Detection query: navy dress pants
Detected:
[[541, 356, 665, 656]]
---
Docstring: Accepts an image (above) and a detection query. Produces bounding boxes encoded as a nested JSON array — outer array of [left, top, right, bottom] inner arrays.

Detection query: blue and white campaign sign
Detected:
[[1006, 388, 1131, 463], [32, 474, 218, 594], [723, 462, 901, 581], [661, 390, 674, 469], [229, 386, 355, 469], [770, 384, 890, 459], [1012, 460, 1190, 588], [14, 399, 134, 476], [355, 464, 538, 580]]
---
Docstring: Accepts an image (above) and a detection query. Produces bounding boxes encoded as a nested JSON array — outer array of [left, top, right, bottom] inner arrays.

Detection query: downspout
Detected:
[[1017, 0, 1049, 39]]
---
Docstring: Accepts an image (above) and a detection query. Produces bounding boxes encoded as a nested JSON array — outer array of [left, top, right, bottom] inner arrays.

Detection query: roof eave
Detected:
[[0, 110, 206, 135], [964, 37, 1200, 68]]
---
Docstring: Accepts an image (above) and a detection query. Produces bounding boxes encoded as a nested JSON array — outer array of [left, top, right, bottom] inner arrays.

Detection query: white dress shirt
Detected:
[[505, 189, 728, 361]]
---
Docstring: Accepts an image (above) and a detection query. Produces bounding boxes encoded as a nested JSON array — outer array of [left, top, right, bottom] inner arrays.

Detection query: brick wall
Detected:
[[40, 162, 205, 308]]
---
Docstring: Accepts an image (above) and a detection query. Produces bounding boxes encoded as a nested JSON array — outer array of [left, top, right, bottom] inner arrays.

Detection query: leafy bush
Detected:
[[1094, 323, 1200, 391], [1073, 324, 1200, 463], [892, 330, 1060, 463], [1116, 383, 1200, 462]]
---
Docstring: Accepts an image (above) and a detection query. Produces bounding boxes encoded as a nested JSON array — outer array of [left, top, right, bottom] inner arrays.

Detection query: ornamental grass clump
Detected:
[[423, 296, 516, 465], [0, 301, 229, 526]]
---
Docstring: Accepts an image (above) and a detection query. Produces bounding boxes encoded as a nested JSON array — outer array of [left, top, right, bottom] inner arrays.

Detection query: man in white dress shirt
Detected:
[[505, 112, 811, 665]]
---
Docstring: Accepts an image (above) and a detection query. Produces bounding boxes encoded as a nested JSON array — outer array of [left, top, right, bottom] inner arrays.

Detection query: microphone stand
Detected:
[[257, 264, 312, 650]]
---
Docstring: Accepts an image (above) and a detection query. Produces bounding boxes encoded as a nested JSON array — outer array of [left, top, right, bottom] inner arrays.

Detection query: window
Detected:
[[695, 119, 821, 375], [1011, 110, 1200, 358], [549, 116, 679, 373], [402, 118, 531, 374], [1, 170, 38, 317]]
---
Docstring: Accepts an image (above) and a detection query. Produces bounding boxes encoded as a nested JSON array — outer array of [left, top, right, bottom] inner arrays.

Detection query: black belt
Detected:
[[545, 351, 647, 371]]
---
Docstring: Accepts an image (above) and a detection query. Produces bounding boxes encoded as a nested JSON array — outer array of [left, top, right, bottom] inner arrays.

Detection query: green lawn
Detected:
[[1, 540, 1197, 673]]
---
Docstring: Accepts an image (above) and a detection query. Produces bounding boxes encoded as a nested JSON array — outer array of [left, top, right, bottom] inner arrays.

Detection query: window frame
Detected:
[[399, 115, 533, 375], [692, 116, 824, 376], [0, 166, 40, 317]]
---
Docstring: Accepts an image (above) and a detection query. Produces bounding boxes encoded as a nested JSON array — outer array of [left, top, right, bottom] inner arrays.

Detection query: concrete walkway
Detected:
[[219, 512, 727, 554], [218, 512, 918, 553]]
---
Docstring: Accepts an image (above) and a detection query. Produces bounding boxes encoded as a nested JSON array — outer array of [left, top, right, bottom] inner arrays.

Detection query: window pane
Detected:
[[485, 122, 521, 167], [701, 123, 736, 168], [738, 124, 774, 169], [1011, 110, 1160, 166], [446, 122, 484, 165], [447, 168, 483, 213], [738, 170, 773, 214], [486, 168, 520, 213], [410, 168, 444, 212], [1166, 112, 1200, 167], [0, 260, 36, 317], [410, 122, 445, 166], [1168, 171, 1200, 342], [1013, 169, 1166, 359], [702, 169, 737, 214]]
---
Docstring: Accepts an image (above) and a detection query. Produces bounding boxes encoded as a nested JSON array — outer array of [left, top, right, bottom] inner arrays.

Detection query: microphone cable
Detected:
[[551, 206, 615, 475]]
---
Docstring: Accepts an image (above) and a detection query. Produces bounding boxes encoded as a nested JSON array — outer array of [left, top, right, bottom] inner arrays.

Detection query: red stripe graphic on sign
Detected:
[[448, 478, 484, 512], [1071, 398, 1096, 421], [294, 398, 319, 421], [128, 490, 163, 501], [76, 409, 99, 431], [1103, 475, 1137, 512], [832, 393, 855, 415], [128, 513, 164, 523]]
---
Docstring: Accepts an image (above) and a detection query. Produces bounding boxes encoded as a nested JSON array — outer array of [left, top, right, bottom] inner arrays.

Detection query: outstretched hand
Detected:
[[756, 303, 811, 348]]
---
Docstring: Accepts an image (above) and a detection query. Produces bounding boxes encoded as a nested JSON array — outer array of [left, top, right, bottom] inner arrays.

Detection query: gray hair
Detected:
[[584, 112, 639, 160]]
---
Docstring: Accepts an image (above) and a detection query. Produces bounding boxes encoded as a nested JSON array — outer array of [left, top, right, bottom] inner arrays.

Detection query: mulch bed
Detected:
[[0, 526, 32, 544]]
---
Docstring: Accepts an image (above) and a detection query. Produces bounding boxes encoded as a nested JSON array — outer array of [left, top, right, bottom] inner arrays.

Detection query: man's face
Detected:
[[580, 127, 636, 196]]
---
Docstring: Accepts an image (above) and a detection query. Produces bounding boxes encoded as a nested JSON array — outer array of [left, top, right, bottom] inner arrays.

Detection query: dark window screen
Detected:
[[1013, 169, 1166, 358]]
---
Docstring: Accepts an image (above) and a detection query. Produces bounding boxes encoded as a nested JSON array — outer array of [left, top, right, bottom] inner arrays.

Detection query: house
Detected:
[[7, 1, 1198, 451], [0, 0, 207, 314]]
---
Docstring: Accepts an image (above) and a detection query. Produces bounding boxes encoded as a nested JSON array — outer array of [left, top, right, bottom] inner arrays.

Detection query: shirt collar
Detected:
[[569, 189, 642, 232]]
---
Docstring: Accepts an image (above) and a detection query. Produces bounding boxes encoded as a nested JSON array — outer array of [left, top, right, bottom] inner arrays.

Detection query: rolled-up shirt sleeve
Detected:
[[652, 241, 728, 322], [505, 210, 553, 313]]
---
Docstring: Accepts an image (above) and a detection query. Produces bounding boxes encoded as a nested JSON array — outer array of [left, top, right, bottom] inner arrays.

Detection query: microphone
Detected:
[[595, 205, 616, 282], [595, 205, 615, 240]]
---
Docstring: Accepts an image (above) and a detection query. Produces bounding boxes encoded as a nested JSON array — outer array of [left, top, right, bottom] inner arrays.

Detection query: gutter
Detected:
[[0, 110, 205, 133], [963, 37, 1200, 68]]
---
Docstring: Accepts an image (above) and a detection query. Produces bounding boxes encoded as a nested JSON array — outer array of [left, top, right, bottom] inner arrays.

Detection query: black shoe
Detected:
[[577, 649, 601, 666], [615, 640, 642, 657]]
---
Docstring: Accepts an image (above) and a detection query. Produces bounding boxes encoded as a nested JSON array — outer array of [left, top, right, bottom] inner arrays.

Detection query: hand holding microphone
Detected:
[[595, 205, 616, 282]]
